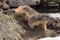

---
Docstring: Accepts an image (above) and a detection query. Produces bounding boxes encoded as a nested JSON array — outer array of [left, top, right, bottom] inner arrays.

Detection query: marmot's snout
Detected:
[[15, 6, 27, 16]]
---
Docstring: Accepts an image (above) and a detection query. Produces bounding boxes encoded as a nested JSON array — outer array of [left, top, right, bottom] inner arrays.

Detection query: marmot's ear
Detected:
[[3, 9, 15, 14]]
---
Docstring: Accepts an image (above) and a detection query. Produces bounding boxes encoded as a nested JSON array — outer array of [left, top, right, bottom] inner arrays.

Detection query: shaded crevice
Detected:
[[47, 23, 60, 30], [30, 5, 59, 13]]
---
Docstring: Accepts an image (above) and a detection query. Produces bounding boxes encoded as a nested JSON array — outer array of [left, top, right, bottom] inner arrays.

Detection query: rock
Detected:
[[0, 0, 9, 9], [0, 2, 2, 8], [45, 29, 56, 37], [2, 2, 9, 9], [0, 12, 27, 40], [56, 23, 60, 27], [8, 0, 40, 7], [0, 2, 9, 10], [0, 0, 7, 2]]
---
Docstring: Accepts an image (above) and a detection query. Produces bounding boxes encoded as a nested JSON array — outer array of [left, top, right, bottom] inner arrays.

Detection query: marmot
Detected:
[[15, 6, 49, 31]]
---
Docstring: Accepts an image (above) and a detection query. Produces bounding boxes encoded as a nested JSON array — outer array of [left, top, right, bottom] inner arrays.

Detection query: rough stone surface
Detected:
[[8, 0, 40, 7]]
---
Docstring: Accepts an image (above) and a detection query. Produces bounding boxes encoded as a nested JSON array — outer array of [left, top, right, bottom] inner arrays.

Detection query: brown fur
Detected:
[[15, 6, 26, 15], [15, 6, 49, 31]]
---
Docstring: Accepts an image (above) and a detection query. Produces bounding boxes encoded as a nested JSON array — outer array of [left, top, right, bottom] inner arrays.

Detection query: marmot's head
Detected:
[[15, 6, 27, 16]]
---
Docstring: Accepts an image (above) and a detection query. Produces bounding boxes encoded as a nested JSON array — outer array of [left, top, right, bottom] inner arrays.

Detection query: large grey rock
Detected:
[[0, 12, 27, 40], [8, 0, 40, 7], [2, 2, 9, 9]]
